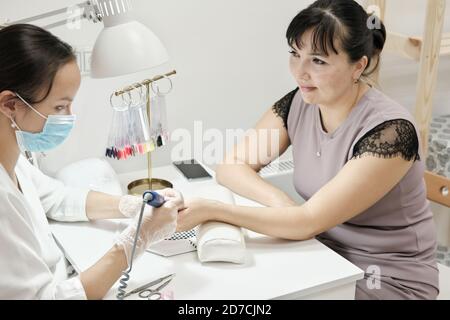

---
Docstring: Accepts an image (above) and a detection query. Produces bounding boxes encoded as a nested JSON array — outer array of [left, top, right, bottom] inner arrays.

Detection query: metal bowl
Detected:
[[127, 178, 173, 196]]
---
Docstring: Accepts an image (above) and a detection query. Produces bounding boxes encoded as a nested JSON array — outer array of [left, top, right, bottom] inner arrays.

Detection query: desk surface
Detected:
[[50, 165, 364, 300]]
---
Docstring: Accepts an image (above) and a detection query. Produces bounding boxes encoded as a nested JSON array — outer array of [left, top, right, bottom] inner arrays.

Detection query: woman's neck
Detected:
[[318, 82, 369, 134], [0, 115, 21, 183]]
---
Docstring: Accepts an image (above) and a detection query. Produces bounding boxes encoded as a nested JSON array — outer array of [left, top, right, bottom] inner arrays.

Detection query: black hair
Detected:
[[0, 24, 76, 104], [286, 0, 386, 77]]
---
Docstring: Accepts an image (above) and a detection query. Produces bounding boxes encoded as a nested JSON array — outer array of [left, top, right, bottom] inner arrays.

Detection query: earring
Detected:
[[10, 117, 17, 129]]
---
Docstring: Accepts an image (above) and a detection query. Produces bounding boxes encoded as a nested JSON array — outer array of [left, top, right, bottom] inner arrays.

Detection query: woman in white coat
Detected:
[[0, 24, 183, 300]]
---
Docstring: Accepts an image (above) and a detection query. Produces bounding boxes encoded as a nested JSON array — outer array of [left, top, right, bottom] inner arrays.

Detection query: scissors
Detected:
[[123, 274, 175, 300]]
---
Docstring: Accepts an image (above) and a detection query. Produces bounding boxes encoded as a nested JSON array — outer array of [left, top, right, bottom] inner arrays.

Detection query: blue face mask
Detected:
[[11, 93, 76, 152]]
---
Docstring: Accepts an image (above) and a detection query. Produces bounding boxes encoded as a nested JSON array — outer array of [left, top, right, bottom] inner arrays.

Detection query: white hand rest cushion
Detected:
[[194, 185, 246, 264], [196, 221, 246, 264], [55, 158, 124, 196]]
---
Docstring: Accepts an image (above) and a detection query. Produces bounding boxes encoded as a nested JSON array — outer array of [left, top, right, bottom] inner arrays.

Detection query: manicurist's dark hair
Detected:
[[286, 0, 386, 77], [0, 24, 76, 103]]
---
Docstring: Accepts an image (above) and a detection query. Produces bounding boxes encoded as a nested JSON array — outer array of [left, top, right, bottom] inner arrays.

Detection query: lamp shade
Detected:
[[90, 3, 169, 78]]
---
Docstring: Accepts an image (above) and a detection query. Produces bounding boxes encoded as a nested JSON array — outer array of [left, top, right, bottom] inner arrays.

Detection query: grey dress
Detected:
[[273, 86, 439, 300]]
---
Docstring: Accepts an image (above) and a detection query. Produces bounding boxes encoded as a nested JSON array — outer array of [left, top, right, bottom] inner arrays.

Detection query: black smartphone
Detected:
[[173, 159, 212, 180]]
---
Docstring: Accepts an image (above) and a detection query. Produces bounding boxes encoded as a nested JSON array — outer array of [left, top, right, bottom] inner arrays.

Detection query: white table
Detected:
[[50, 165, 364, 300]]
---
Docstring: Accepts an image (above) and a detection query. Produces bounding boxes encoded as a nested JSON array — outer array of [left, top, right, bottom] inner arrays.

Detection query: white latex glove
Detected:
[[116, 189, 183, 266], [118, 195, 142, 218]]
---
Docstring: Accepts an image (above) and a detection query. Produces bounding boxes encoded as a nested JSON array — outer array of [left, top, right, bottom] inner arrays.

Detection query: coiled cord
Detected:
[[116, 194, 151, 300]]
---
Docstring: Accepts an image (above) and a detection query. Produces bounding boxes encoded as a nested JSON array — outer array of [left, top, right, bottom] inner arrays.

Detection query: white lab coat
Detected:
[[0, 155, 90, 299]]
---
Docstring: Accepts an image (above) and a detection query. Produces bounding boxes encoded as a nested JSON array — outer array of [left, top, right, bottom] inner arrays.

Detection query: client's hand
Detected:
[[176, 197, 221, 232]]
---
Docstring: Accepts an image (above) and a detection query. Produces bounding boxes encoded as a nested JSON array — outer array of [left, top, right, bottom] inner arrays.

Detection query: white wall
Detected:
[[1, 0, 307, 175], [1, 0, 448, 174]]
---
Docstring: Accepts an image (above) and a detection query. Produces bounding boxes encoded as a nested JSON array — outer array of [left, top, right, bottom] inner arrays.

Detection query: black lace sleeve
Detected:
[[351, 119, 420, 162], [272, 88, 299, 129]]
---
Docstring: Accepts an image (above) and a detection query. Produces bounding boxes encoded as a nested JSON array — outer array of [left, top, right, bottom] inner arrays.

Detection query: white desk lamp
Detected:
[[1, 0, 169, 78]]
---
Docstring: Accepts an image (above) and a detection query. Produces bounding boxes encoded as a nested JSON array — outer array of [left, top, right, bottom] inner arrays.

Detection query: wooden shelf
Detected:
[[367, 0, 450, 208], [386, 32, 450, 61], [425, 171, 450, 207], [440, 32, 450, 55]]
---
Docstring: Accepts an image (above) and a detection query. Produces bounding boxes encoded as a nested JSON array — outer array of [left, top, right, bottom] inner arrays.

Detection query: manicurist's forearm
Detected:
[[211, 201, 314, 241], [79, 244, 128, 300], [216, 163, 296, 207], [85, 191, 123, 220]]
